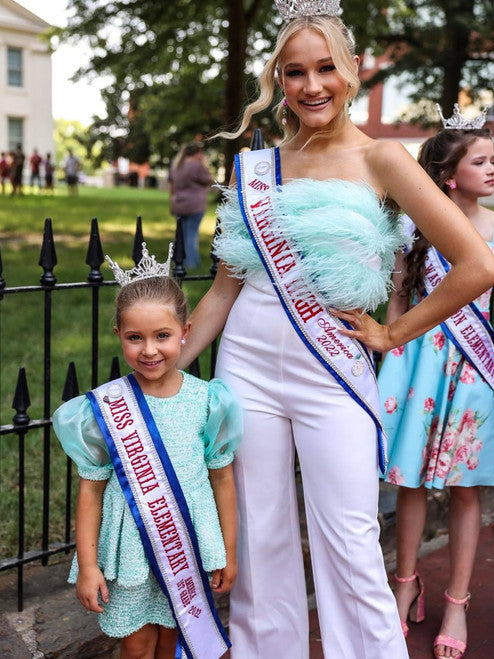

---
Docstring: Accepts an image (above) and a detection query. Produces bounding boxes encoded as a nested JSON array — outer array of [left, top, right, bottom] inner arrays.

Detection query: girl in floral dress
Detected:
[[378, 124, 494, 658]]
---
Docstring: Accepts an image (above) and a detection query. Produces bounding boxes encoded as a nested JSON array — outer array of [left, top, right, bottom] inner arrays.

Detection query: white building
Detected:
[[0, 0, 53, 171]]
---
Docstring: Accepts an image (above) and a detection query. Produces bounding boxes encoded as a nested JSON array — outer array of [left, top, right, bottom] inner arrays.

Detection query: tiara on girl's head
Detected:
[[106, 242, 173, 287], [436, 103, 490, 130], [275, 0, 341, 22]]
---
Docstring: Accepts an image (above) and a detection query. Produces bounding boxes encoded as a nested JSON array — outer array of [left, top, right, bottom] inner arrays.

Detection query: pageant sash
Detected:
[[86, 375, 230, 659], [424, 247, 494, 389], [235, 147, 387, 472]]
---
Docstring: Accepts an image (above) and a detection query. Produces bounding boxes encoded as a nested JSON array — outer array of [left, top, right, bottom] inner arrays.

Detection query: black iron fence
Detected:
[[0, 215, 218, 611]]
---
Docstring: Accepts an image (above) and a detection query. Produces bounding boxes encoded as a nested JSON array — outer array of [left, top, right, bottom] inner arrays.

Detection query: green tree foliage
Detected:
[[56, 1, 493, 176], [359, 0, 494, 120], [58, 0, 278, 178]]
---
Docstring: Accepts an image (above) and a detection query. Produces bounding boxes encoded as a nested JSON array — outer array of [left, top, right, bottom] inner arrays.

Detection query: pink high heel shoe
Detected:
[[394, 572, 425, 638], [433, 590, 471, 659]]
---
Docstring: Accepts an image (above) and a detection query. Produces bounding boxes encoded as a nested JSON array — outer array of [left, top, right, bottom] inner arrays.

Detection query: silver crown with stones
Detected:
[[275, 0, 341, 22], [436, 103, 489, 130], [106, 242, 173, 287]]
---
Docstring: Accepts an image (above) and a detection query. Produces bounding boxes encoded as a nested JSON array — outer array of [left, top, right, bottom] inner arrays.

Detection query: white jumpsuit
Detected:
[[216, 273, 408, 659]]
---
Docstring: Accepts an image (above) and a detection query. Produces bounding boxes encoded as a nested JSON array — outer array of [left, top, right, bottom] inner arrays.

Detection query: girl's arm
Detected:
[[337, 142, 494, 351], [74, 477, 109, 612], [208, 464, 237, 593], [178, 260, 243, 369]]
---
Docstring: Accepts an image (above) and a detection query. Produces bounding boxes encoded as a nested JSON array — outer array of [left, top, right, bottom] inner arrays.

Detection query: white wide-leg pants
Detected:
[[216, 277, 408, 659]]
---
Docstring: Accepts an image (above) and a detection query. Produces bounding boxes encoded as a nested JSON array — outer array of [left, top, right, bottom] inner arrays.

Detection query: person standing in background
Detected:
[[10, 144, 25, 196], [168, 142, 214, 269], [0, 152, 10, 195], [64, 148, 80, 196], [44, 153, 55, 193], [29, 148, 42, 190]]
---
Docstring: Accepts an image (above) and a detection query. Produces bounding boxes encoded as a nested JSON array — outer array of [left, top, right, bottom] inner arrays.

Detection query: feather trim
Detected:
[[214, 179, 411, 312]]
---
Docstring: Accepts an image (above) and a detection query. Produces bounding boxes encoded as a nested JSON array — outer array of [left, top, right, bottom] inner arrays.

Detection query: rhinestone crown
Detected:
[[106, 242, 173, 287], [275, 0, 341, 22], [436, 103, 489, 130]]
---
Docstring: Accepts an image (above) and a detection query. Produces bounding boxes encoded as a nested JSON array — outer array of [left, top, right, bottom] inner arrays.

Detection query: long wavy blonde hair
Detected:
[[219, 15, 360, 143]]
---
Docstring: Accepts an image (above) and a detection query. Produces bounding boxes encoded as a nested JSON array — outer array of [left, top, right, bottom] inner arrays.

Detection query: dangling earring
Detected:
[[282, 98, 288, 126], [447, 179, 457, 190]]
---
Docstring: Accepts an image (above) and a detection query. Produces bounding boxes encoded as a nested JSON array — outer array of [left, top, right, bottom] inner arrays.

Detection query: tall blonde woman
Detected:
[[179, 2, 494, 657]]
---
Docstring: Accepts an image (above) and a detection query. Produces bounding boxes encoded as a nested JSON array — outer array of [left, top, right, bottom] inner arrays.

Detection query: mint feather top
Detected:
[[213, 177, 410, 313]]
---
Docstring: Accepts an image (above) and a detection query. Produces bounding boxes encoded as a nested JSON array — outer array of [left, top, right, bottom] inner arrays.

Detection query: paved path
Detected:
[[309, 523, 494, 658], [2, 497, 492, 657]]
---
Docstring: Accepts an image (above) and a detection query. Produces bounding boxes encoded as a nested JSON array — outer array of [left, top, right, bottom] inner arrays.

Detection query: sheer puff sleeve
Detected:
[[203, 379, 242, 470], [52, 395, 113, 481]]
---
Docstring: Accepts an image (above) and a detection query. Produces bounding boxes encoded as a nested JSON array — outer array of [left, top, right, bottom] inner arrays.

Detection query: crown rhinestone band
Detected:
[[275, 0, 341, 22], [106, 242, 174, 286], [436, 103, 489, 130]]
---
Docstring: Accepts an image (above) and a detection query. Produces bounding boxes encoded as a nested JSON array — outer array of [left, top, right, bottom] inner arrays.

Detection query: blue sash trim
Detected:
[[235, 148, 386, 472], [436, 250, 494, 341], [428, 249, 494, 387], [86, 375, 230, 658]]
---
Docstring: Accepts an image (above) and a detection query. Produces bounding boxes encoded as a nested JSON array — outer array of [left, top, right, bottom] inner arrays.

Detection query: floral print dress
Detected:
[[378, 255, 494, 489]]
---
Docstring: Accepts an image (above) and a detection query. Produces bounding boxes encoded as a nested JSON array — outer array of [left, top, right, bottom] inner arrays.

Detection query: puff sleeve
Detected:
[[203, 378, 242, 469], [52, 395, 113, 481]]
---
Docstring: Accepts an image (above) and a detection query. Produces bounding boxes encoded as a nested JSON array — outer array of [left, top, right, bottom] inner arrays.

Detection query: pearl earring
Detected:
[[180, 338, 186, 345]]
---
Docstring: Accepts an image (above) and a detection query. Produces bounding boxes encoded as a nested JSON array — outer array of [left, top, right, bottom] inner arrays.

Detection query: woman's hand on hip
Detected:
[[330, 308, 393, 353]]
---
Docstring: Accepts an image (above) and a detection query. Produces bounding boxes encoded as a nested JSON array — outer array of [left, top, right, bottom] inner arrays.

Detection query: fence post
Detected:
[[132, 216, 145, 265], [173, 218, 186, 279], [86, 218, 105, 389], [61, 362, 80, 551], [12, 366, 31, 611], [39, 219, 57, 566], [109, 356, 121, 381]]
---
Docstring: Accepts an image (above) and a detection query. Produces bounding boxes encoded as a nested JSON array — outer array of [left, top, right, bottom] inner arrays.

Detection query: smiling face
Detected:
[[278, 28, 356, 136], [115, 301, 190, 395], [452, 137, 494, 199]]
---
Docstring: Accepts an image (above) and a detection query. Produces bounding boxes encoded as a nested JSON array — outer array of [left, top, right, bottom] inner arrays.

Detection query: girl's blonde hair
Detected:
[[115, 276, 189, 328], [219, 15, 360, 143]]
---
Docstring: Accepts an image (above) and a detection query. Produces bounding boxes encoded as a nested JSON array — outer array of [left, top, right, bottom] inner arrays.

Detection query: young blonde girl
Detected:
[[177, 2, 494, 656], [379, 125, 494, 659], [53, 267, 241, 659]]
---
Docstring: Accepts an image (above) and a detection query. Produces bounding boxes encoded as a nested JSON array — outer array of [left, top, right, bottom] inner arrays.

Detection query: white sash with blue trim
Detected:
[[424, 247, 494, 389], [86, 374, 230, 659], [235, 147, 387, 471]]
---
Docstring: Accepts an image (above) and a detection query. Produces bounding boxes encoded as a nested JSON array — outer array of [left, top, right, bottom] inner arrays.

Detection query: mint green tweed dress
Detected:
[[53, 373, 242, 638]]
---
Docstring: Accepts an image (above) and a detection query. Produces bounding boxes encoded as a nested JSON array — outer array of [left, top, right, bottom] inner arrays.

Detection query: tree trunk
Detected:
[[223, 0, 249, 180], [440, 0, 473, 115]]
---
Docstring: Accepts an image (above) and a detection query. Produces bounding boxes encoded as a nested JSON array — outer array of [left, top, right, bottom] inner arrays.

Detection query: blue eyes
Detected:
[[127, 333, 170, 341], [285, 65, 336, 76]]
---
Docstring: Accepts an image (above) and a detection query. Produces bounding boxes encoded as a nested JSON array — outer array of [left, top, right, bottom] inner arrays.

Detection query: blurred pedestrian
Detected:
[[64, 148, 80, 196], [10, 144, 25, 196], [29, 148, 42, 189], [44, 153, 54, 193], [168, 142, 214, 269], [0, 151, 10, 195]]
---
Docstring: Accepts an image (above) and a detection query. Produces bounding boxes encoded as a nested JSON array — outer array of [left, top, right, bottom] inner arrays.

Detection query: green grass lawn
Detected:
[[0, 184, 219, 557]]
